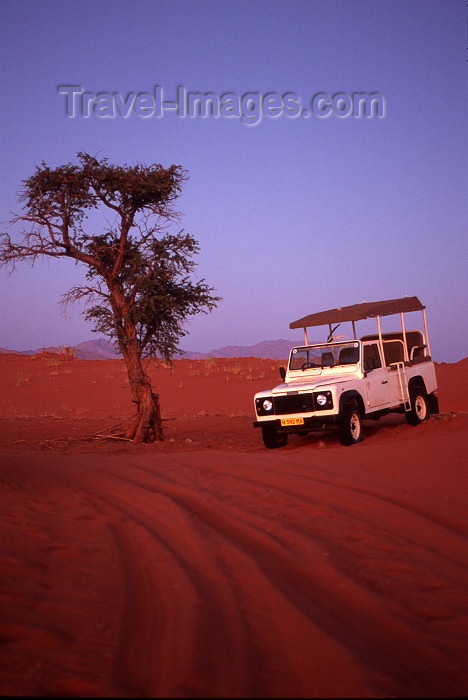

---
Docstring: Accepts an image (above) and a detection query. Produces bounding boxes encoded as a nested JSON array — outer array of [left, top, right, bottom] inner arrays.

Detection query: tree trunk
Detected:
[[121, 340, 164, 443]]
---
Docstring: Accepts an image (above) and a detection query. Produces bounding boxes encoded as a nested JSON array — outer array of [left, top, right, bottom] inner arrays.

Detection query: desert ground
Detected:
[[0, 352, 467, 698]]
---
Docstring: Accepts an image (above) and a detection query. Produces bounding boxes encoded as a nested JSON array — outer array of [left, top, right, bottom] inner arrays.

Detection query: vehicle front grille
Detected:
[[273, 393, 314, 415]]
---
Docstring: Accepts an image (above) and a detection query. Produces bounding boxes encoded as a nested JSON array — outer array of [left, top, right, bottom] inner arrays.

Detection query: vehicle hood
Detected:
[[271, 374, 357, 394]]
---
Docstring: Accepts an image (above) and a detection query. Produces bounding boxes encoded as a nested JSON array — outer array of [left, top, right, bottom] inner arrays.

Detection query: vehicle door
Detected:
[[363, 343, 393, 408]]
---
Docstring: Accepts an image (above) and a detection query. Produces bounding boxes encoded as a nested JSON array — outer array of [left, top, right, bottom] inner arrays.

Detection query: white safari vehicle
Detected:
[[253, 297, 439, 448]]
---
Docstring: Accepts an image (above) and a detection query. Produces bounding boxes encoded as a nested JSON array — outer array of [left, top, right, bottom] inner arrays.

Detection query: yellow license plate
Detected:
[[281, 417, 304, 427]]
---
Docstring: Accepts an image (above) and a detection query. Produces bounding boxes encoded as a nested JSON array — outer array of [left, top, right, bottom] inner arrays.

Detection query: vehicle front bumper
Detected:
[[253, 415, 338, 432]]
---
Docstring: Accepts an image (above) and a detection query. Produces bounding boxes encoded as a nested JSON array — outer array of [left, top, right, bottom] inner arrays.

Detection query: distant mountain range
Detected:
[[0, 337, 303, 361]]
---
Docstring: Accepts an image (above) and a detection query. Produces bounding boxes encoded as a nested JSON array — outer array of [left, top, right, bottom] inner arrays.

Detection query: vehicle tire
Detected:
[[428, 391, 439, 415], [338, 404, 363, 446], [405, 389, 430, 425], [261, 426, 288, 449]]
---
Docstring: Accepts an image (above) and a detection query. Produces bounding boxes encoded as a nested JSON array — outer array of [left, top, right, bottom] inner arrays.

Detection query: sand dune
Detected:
[[0, 355, 467, 697]]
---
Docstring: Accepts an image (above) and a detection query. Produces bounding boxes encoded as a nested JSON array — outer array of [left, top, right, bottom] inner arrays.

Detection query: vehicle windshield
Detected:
[[289, 342, 360, 371]]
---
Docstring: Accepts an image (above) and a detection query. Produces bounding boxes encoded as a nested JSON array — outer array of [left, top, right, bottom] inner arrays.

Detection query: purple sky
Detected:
[[1, 0, 466, 362]]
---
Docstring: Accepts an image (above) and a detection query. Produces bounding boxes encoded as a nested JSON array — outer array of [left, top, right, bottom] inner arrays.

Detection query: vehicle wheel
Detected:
[[428, 391, 439, 415], [261, 426, 288, 449], [405, 389, 430, 425], [339, 404, 363, 446]]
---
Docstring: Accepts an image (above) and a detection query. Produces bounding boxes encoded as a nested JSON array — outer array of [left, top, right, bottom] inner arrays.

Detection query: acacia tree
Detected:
[[0, 153, 220, 442]]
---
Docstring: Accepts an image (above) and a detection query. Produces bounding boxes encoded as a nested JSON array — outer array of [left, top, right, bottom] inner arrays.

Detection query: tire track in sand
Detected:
[[44, 448, 468, 698], [2, 442, 467, 698]]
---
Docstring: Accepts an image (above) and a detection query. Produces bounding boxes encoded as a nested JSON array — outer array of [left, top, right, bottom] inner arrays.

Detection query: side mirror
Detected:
[[279, 366, 286, 380]]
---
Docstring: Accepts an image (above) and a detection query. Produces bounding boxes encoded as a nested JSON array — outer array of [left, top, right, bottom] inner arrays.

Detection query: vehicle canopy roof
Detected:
[[290, 296, 425, 330]]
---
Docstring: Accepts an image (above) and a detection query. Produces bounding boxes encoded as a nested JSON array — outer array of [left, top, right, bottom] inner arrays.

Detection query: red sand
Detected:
[[0, 354, 467, 697]]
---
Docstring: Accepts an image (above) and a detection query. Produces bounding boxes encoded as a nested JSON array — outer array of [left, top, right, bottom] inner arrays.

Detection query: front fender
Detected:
[[339, 390, 365, 414]]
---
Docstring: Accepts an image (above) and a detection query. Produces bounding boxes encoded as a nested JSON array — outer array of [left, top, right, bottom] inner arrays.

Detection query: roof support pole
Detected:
[[400, 312, 409, 362], [352, 321, 357, 340], [303, 327, 309, 346], [422, 308, 431, 357], [376, 315, 384, 363]]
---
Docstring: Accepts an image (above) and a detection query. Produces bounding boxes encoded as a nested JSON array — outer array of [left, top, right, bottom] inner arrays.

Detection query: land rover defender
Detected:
[[253, 297, 438, 448]]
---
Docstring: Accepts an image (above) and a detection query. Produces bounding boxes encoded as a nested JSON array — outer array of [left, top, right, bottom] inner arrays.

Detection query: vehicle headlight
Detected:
[[256, 397, 274, 416], [313, 391, 333, 410]]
